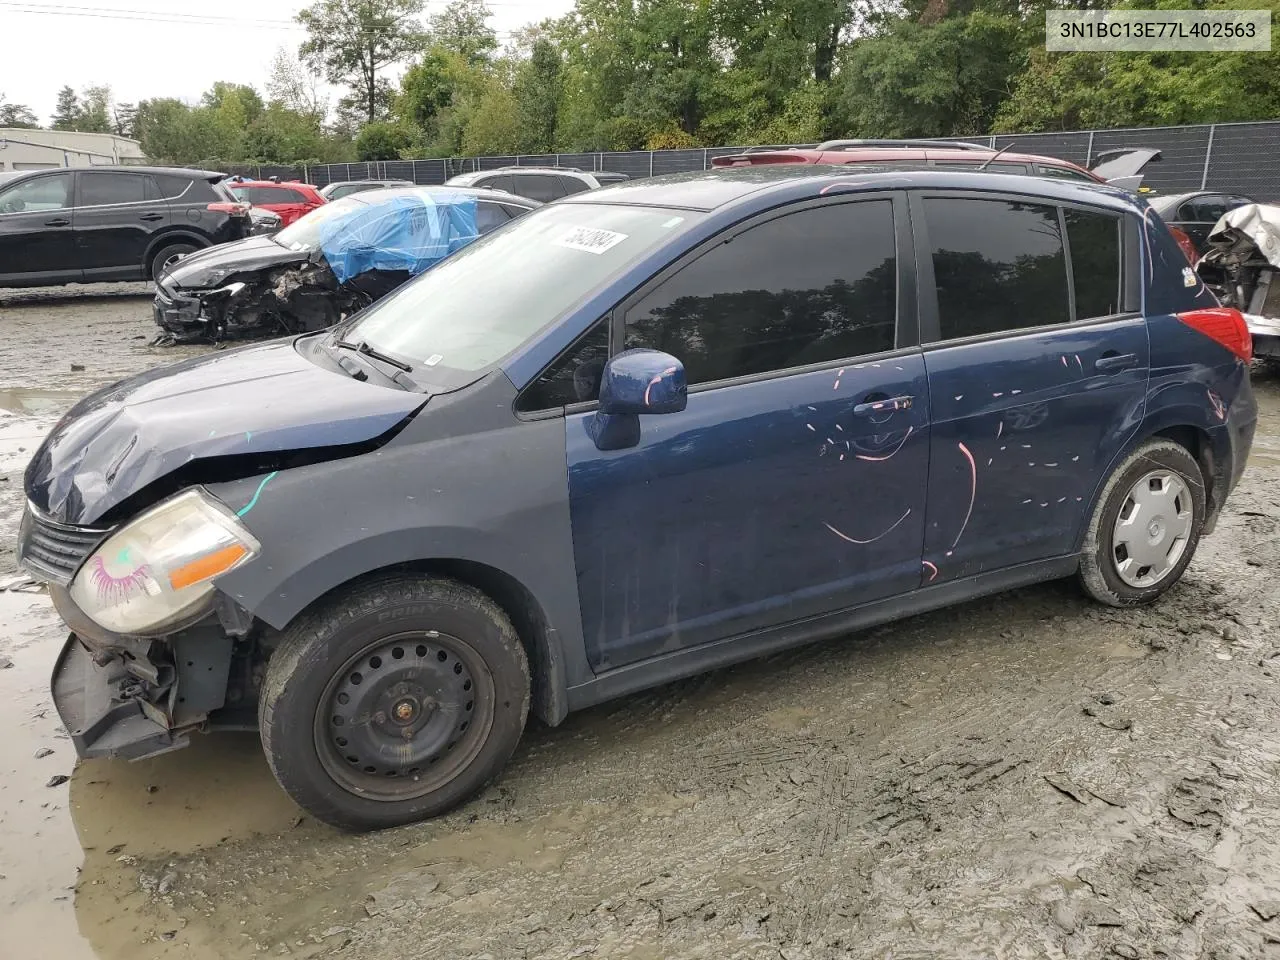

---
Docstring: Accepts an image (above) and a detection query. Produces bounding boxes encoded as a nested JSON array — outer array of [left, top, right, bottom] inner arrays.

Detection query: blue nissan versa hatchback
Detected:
[[20, 167, 1256, 830]]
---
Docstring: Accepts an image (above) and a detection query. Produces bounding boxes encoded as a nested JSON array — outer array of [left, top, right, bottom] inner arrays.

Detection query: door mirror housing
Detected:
[[598, 349, 687, 416], [588, 350, 687, 451]]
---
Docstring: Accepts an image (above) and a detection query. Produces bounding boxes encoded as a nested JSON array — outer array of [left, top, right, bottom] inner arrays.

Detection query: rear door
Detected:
[[913, 192, 1146, 582], [0, 172, 80, 285], [558, 195, 930, 670], [73, 170, 168, 281]]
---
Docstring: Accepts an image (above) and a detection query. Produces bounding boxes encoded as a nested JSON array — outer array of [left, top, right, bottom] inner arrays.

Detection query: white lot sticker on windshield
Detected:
[[424, 354, 444, 367], [662, 216, 684, 228], [554, 226, 628, 255]]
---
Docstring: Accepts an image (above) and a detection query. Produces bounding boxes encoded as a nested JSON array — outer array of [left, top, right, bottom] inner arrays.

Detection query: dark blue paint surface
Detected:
[[920, 317, 1150, 582], [568, 354, 930, 670], [24, 338, 424, 524]]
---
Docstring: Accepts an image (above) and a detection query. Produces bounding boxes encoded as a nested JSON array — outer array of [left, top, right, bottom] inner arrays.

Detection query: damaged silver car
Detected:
[[1197, 203, 1280, 360], [152, 186, 539, 343]]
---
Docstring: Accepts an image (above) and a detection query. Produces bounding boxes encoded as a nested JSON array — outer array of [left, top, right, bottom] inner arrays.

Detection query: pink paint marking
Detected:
[[833, 379, 841, 391], [922, 560, 938, 582], [806, 423, 816, 432], [823, 507, 912, 545], [1011, 389, 1022, 396], [1074, 355, 1083, 373], [89, 555, 151, 604], [1206, 388, 1226, 422], [1061, 356, 1068, 367], [992, 392, 1004, 398], [839, 454, 845, 461], [1044, 462, 1058, 467], [819, 181, 870, 196], [855, 426, 914, 462], [949, 441, 977, 553], [642, 366, 679, 406], [996, 421, 1004, 439]]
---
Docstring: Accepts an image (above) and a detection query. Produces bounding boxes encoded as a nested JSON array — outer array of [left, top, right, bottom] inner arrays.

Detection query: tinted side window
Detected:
[[79, 172, 147, 206], [153, 174, 194, 199], [474, 200, 511, 234], [0, 173, 72, 212], [277, 187, 308, 203], [623, 201, 897, 385], [559, 176, 591, 196], [1064, 208, 1122, 319], [518, 319, 610, 411], [925, 197, 1069, 340], [515, 175, 565, 203], [1188, 195, 1227, 222], [932, 161, 1029, 174], [1036, 164, 1096, 183]]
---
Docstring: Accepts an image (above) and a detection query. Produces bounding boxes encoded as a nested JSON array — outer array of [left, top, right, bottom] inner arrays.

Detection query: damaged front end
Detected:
[[154, 258, 363, 345], [1197, 203, 1280, 359], [20, 500, 266, 761]]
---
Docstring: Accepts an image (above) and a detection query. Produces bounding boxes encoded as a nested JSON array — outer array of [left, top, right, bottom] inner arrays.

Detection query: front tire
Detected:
[[259, 575, 530, 831], [1079, 439, 1206, 607], [149, 241, 198, 281]]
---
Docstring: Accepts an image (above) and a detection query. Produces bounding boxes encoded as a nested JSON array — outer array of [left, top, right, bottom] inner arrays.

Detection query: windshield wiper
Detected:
[[334, 337, 414, 372]]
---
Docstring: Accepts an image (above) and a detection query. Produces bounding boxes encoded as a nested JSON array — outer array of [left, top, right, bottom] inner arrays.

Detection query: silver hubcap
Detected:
[[1111, 469, 1193, 588]]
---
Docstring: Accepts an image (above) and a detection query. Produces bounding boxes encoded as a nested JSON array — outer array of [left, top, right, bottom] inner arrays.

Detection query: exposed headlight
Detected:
[[69, 489, 260, 635]]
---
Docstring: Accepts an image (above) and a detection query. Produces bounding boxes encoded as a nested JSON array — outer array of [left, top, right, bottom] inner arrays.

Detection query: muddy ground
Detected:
[[2, 286, 1280, 960]]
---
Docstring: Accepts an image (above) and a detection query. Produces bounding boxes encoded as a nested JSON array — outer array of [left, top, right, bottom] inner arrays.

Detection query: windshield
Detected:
[[274, 196, 368, 250], [343, 202, 702, 384]]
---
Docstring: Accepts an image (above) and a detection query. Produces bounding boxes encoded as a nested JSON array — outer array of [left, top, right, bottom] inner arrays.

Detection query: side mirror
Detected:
[[588, 349, 687, 451], [598, 349, 687, 415]]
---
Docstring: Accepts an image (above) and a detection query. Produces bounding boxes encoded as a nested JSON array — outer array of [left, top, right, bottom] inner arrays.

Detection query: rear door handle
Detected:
[[1095, 352, 1138, 373], [853, 395, 914, 417], [44, 217, 70, 227], [139, 213, 164, 222]]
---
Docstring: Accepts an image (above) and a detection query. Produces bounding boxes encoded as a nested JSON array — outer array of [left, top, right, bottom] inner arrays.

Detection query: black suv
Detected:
[[0, 166, 251, 288]]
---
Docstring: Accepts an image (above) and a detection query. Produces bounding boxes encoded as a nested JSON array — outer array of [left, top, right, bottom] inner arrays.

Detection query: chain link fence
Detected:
[[216, 120, 1280, 201]]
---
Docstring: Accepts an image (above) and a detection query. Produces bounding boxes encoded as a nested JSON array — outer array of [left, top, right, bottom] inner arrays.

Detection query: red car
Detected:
[[713, 139, 1199, 263], [228, 180, 326, 227]]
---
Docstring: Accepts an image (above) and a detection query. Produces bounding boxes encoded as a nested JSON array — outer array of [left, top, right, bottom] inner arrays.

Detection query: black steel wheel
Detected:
[[260, 575, 530, 831], [315, 631, 493, 801]]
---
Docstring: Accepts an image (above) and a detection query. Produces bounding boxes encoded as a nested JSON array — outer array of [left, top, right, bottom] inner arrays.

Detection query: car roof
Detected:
[[3, 164, 227, 181], [717, 146, 1092, 170], [559, 165, 1143, 216], [323, 179, 414, 187], [344, 185, 542, 208], [233, 179, 320, 189]]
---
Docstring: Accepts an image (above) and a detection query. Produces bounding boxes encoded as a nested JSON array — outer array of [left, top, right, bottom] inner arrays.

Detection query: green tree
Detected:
[[460, 82, 522, 154], [511, 38, 562, 152], [429, 0, 497, 64], [51, 85, 81, 130], [355, 119, 413, 159], [0, 95, 39, 128], [266, 48, 329, 118], [298, 0, 427, 124], [834, 11, 1031, 138], [77, 86, 113, 134], [112, 102, 138, 138]]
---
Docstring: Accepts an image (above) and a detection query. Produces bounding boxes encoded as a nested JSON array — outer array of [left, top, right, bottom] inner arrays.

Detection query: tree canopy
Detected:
[[83, 0, 1280, 167]]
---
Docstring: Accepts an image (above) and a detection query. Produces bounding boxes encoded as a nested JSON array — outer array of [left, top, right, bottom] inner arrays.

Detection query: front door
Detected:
[[0, 172, 79, 285], [562, 196, 931, 671], [913, 193, 1149, 582], [74, 171, 168, 280]]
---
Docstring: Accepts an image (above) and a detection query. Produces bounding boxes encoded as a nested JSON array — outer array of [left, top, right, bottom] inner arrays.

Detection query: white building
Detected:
[[0, 129, 146, 171]]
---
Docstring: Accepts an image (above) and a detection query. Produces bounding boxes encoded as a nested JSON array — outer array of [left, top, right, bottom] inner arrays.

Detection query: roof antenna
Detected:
[[977, 142, 1015, 171]]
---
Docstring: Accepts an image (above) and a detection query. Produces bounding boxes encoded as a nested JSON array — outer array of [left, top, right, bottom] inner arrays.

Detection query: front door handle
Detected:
[[853, 395, 914, 417], [1095, 352, 1139, 373], [139, 213, 164, 222], [44, 217, 70, 227]]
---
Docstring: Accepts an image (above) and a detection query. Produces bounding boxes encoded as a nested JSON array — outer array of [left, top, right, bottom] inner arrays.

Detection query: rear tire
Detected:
[[1079, 439, 1206, 607], [149, 241, 198, 281], [259, 574, 530, 831]]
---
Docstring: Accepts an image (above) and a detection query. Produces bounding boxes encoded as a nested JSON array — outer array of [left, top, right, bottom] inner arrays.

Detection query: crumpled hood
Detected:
[[163, 235, 309, 290], [25, 340, 425, 525], [1206, 203, 1280, 268]]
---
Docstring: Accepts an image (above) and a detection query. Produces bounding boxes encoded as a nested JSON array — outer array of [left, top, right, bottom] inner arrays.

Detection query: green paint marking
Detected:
[[236, 471, 279, 518]]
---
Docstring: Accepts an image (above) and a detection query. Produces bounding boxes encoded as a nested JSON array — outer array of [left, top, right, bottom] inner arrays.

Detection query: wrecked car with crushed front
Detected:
[[153, 186, 538, 343], [1197, 202, 1280, 360], [19, 167, 1255, 832]]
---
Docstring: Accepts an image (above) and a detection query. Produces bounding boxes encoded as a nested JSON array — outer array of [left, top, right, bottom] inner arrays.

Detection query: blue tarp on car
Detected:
[[313, 192, 480, 284]]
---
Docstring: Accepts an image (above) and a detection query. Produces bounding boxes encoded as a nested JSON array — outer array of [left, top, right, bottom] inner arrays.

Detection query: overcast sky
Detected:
[[1, 0, 573, 125]]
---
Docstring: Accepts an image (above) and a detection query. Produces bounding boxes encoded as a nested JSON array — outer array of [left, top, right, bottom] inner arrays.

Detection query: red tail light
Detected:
[[1168, 226, 1198, 265], [207, 202, 250, 216], [1176, 307, 1252, 362]]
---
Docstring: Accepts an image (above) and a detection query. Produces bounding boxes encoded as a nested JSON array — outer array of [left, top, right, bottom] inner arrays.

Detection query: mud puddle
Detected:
[[0, 593, 302, 960]]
